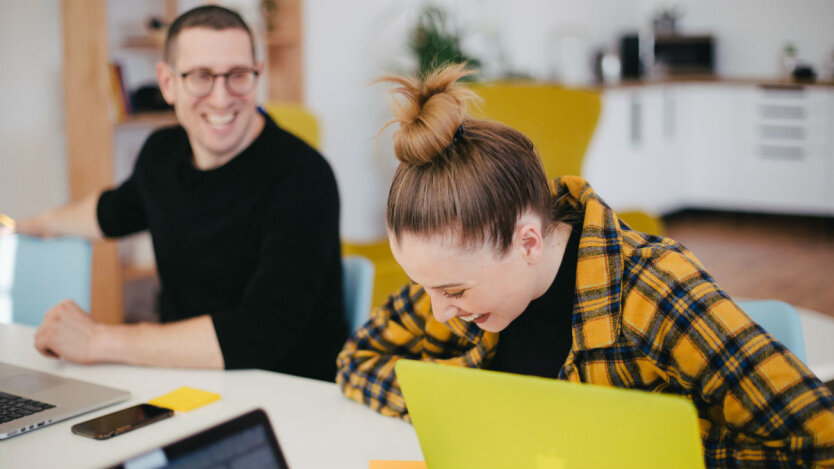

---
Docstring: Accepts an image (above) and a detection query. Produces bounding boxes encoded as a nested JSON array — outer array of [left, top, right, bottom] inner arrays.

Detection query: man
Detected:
[[12, 6, 347, 381]]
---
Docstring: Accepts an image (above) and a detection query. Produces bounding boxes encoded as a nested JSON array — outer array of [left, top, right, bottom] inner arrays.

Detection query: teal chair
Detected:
[[737, 299, 807, 363], [342, 255, 375, 333], [0, 235, 91, 326]]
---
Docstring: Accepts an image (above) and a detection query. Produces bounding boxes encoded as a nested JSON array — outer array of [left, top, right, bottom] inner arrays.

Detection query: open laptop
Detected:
[[113, 408, 289, 469], [395, 359, 705, 469], [0, 361, 130, 439]]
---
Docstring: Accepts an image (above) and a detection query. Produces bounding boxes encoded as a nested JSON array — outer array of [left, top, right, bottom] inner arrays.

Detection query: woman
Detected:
[[337, 64, 834, 467]]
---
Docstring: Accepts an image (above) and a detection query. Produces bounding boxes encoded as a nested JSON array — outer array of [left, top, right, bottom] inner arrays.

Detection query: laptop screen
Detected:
[[116, 409, 289, 469]]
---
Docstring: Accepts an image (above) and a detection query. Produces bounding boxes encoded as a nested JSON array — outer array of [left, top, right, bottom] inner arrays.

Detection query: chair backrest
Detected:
[[617, 209, 666, 236], [342, 255, 375, 332], [737, 299, 807, 363], [263, 102, 320, 150], [342, 239, 411, 316], [468, 83, 601, 180], [470, 83, 667, 237], [0, 235, 91, 326]]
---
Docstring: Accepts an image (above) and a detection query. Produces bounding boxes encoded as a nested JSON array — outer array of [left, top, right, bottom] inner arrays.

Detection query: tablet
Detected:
[[113, 408, 289, 469]]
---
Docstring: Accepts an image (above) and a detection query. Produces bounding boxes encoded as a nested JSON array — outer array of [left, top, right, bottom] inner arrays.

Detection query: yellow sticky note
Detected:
[[369, 461, 426, 469], [149, 386, 221, 412]]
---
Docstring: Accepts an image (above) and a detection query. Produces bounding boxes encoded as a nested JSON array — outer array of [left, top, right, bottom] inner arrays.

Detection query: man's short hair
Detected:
[[164, 5, 256, 64]]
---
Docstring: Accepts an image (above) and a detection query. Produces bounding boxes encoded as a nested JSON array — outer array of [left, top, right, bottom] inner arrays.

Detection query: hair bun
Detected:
[[378, 63, 477, 165]]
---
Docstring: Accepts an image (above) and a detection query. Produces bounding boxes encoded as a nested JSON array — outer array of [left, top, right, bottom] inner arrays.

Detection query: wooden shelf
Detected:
[[117, 110, 178, 128], [263, 0, 303, 103], [122, 34, 165, 50], [122, 264, 157, 282], [263, 31, 300, 47]]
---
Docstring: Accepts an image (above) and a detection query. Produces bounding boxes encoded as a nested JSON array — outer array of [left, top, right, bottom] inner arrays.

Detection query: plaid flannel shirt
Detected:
[[337, 176, 834, 468]]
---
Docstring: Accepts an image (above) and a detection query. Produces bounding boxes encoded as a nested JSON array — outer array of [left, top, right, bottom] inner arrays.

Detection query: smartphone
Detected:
[[71, 403, 174, 440]]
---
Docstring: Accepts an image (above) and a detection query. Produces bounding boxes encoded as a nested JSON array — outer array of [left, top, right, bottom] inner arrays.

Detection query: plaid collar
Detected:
[[556, 176, 625, 351]]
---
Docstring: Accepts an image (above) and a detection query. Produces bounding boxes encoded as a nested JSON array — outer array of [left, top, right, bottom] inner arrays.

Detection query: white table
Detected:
[[3, 308, 833, 469], [0, 323, 422, 469], [798, 307, 834, 382]]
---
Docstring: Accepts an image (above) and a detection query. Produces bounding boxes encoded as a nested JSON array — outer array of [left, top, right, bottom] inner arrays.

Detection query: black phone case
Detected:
[[71, 405, 174, 440]]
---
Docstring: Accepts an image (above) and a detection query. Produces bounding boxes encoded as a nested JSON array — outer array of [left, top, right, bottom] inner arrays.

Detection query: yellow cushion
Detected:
[[618, 210, 666, 236], [468, 82, 601, 179], [342, 239, 410, 311], [263, 102, 320, 150]]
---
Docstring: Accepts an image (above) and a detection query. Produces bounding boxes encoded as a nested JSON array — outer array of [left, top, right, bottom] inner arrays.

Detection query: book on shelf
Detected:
[[107, 62, 132, 123]]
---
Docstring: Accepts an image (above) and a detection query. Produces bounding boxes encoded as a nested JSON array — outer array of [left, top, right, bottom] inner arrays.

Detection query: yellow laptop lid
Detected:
[[395, 360, 705, 469]]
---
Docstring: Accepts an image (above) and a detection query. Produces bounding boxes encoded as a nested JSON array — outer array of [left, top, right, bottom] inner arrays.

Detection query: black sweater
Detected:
[[97, 112, 347, 381]]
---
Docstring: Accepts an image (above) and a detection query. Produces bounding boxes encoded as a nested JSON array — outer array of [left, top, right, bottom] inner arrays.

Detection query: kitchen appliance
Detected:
[[653, 34, 715, 75]]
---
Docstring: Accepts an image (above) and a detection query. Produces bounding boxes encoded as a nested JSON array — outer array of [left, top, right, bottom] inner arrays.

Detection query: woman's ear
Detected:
[[515, 221, 545, 264]]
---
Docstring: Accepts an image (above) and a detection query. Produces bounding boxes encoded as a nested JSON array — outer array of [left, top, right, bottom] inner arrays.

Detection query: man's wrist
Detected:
[[14, 217, 43, 237], [90, 323, 125, 363]]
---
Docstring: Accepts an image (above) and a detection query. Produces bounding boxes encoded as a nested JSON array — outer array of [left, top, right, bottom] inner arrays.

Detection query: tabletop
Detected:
[[0, 323, 423, 469]]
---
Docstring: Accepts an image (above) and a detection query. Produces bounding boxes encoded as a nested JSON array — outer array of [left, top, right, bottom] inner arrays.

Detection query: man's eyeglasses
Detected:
[[168, 65, 260, 98]]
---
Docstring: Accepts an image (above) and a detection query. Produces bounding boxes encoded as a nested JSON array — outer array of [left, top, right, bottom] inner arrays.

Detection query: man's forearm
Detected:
[[94, 315, 224, 369], [16, 192, 104, 240]]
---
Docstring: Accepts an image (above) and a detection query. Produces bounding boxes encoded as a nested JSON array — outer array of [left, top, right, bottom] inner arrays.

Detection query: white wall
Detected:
[[636, 0, 834, 78], [0, 1, 67, 219]]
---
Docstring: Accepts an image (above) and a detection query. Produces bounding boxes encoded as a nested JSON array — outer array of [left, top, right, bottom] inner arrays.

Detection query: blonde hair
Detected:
[[381, 63, 561, 253]]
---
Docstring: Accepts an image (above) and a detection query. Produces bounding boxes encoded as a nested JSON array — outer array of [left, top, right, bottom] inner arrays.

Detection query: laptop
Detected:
[[113, 408, 289, 469], [0, 361, 130, 439], [395, 359, 705, 469]]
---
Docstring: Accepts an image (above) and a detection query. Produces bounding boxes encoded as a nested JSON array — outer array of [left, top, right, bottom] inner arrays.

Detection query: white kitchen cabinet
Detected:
[[583, 85, 683, 214], [585, 82, 834, 217], [732, 86, 832, 214], [678, 84, 744, 209]]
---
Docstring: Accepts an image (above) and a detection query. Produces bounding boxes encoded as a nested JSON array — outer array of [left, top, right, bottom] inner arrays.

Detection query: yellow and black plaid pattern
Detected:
[[337, 176, 834, 468]]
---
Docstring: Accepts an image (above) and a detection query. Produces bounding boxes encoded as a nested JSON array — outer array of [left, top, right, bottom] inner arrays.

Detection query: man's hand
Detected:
[[33, 300, 223, 369], [0, 213, 15, 236], [34, 300, 105, 364], [6, 192, 105, 240]]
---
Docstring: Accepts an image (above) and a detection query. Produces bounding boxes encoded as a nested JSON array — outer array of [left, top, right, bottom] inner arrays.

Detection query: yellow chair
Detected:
[[263, 102, 320, 150], [341, 239, 410, 313], [468, 82, 601, 180], [616, 210, 665, 236], [469, 82, 665, 237]]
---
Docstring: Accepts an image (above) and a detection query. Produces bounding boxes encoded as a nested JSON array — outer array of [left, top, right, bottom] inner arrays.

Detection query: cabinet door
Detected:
[[679, 84, 743, 209], [584, 88, 680, 214], [826, 90, 834, 211], [584, 88, 635, 207], [734, 86, 830, 214], [640, 85, 683, 214]]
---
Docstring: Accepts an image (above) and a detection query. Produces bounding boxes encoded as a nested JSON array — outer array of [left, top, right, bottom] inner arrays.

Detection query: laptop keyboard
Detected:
[[0, 391, 55, 424]]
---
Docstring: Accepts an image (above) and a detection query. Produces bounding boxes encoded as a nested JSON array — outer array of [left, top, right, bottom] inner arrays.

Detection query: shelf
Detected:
[[263, 31, 300, 47], [122, 264, 157, 282], [122, 34, 165, 50], [117, 110, 178, 128]]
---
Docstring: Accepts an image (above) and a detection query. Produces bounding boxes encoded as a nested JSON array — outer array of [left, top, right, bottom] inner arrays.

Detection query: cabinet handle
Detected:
[[663, 91, 675, 140], [760, 125, 804, 141], [759, 145, 804, 160], [760, 105, 805, 120], [630, 95, 642, 145]]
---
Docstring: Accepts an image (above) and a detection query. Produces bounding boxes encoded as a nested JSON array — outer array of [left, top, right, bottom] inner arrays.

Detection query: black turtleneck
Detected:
[[487, 223, 581, 379]]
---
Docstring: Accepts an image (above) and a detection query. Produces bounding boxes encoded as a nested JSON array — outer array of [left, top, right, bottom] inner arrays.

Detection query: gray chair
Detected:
[[342, 255, 375, 332], [737, 299, 807, 363], [0, 235, 91, 326]]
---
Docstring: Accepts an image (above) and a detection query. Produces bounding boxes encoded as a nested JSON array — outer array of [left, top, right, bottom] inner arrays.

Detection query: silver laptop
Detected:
[[0, 361, 130, 439]]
